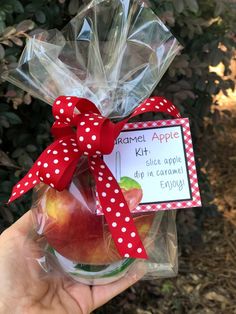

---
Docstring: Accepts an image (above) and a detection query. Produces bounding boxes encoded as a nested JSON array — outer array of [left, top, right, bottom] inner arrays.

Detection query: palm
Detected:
[[0, 212, 144, 314]]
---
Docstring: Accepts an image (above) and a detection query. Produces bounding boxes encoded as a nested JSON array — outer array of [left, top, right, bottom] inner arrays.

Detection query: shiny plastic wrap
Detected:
[[4, 0, 181, 285], [32, 160, 178, 285], [5, 0, 181, 118]]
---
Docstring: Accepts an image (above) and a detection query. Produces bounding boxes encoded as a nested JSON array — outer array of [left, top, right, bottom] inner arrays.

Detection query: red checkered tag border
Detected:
[[96, 118, 201, 214]]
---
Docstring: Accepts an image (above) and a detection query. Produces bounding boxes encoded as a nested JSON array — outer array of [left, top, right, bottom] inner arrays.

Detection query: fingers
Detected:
[[91, 261, 147, 310], [0, 211, 32, 240]]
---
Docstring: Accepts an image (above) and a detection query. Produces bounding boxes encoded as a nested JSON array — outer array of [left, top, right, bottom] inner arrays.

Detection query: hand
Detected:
[[0, 211, 145, 314]]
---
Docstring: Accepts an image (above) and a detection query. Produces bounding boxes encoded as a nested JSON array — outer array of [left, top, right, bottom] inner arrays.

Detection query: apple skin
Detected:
[[121, 188, 143, 212], [39, 187, 154, 265], [119, 177, 143, 211]]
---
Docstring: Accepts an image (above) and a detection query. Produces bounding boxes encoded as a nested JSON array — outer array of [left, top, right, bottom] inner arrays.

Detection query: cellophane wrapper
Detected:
[[5, 0, 182, 285]]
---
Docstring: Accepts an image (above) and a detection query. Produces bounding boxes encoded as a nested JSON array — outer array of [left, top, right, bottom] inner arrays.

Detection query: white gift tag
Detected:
[[97, 118, 201, 214]]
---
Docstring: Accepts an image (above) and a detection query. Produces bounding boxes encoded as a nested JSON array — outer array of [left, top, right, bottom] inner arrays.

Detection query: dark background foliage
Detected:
[[0, 0, 235, 244]]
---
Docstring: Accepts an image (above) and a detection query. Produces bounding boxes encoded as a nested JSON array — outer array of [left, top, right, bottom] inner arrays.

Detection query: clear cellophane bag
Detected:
[[4, 0, 182, 285]]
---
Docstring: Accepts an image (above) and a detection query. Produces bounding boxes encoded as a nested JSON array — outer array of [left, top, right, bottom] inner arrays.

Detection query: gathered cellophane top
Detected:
[[4, 0, 181, 118]]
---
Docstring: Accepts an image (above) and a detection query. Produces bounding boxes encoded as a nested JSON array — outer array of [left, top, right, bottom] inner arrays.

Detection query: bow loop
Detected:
[[52, 96, 79, 125], [76, 113, 115, 156]]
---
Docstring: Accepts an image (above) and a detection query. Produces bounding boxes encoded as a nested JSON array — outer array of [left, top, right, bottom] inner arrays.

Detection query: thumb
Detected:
[[9, 210, 32, 234]]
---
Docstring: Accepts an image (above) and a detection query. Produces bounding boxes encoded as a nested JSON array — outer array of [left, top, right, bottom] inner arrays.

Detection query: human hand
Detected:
[[0, 211, 145, 314]]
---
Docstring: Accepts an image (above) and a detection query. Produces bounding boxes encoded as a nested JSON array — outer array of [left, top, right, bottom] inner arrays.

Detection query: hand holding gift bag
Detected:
[[4, 0, 183, 285], [0, 210, 148, 313]]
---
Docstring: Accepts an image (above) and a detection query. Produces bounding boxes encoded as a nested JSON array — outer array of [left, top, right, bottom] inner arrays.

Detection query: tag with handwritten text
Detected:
[[97, 118, 201, 214]]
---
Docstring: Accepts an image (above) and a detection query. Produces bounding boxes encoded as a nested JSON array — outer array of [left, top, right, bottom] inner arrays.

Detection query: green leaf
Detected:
[[2, 26, 16, 37], [0, 44, 5, 60], [18, 153, 33, 168], [0, 150, 17, 168], [35, 10, 46, 24], [16, 20, 35, 32], [161, 281, 174, 294], [0, 20, 6, 34], [25, 3, 39, 13], [12, 148, 25, 158], [184, 0, 199, 13], [26, 144, 37, 153], [68, 0, 80, 15], [0, 4, 13, 14], [9, 36, 23, 46], [214, 1, 225, 16], [0, 39, 13, 46], [0, 117, 10, 128], [0, 169, 8, 179], [3, 112, 22, 125], [0, 103, 9, 112], [12, 0, 24, 13], [173, 0, 185, 13], [0, 181, 12, 193], [210, 49, 224, 67]]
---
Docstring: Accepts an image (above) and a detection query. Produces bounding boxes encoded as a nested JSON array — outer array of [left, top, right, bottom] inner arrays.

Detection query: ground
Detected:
[[94, 93, 236, 313]]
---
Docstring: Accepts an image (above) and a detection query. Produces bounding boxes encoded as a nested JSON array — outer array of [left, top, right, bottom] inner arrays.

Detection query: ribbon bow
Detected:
[[9, 96, 181, 259]]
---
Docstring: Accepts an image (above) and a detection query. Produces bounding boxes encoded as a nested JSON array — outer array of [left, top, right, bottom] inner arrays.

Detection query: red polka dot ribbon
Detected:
[[9, 96, 181, 259]]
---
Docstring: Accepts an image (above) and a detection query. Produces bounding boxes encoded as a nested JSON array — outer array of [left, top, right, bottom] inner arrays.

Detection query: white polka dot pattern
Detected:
[[8, 95, 182, 260], [89, 156, 147, 259]]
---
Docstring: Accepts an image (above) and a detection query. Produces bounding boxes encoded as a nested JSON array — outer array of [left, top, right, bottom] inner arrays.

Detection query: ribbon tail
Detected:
[[114, 97, 181, 137], [8, 162, 40, 203], [89, 156, 148, 260], [8, 134, 81, 203], [130, 97, 181, 119]]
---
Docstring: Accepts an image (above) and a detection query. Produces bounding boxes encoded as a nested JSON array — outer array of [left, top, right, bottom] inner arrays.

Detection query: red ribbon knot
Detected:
[[8, 95, 181, 260], [75, 113, 115, 156]]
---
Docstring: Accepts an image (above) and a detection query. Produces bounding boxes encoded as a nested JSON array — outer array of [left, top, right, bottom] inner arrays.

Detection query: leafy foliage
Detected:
[[0, 0, 235, 238]]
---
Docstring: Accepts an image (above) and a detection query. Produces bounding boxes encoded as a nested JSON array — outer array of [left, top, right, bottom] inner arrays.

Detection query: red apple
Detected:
[[38, 175, 154, 265]]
